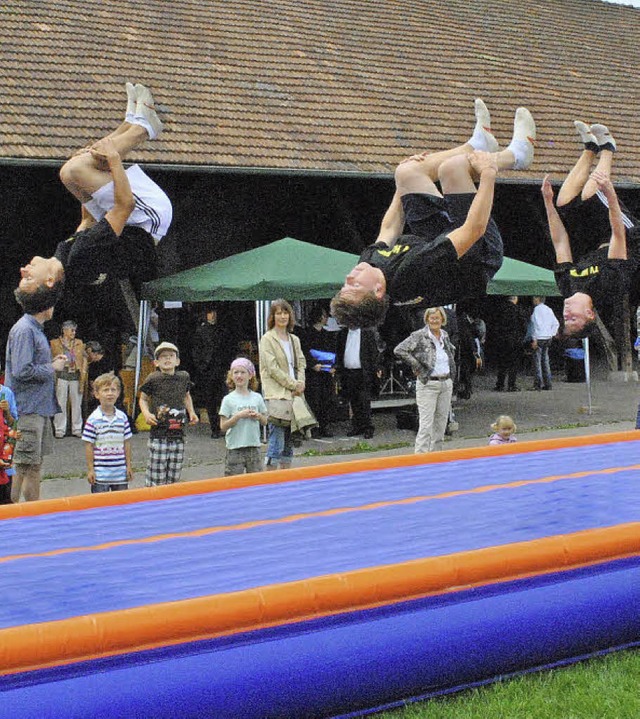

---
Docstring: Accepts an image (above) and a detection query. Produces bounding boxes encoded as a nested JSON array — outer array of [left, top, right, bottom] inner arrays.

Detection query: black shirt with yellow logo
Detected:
[[359, 232, 499, 307], [555, 246, 637, 315]]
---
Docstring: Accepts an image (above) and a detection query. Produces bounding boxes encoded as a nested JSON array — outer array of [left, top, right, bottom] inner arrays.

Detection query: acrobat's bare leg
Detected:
[[60, 84, 162, 202], [556, 122, 600, 206], [439, 107, 536, 194], [395, 99, 500, 197], [60, 124, 149, 202], [581, 124, 616, 201]]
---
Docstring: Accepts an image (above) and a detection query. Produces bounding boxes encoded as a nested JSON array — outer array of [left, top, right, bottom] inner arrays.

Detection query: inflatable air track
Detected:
[[1, 431, 639, 718]]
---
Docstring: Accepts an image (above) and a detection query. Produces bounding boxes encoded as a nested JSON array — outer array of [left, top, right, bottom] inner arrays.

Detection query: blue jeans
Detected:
[[266, 423, 293, 467], [91, 482, 128, 493], [533, 339, 553, 388]]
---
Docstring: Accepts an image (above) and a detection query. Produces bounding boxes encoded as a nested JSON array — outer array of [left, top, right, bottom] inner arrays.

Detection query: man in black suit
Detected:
[[494, 296, 528, 392], [336, 327, 383, 439], [191, 306, 230, 438]]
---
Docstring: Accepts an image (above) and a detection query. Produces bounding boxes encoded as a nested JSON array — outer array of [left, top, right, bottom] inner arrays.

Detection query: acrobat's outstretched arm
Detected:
[[375, 191, 405, 247], [89, 138, 135, 237], [541, 175, 573, 264], [591, 170, 627, 260], [447, 151, 498, 258]]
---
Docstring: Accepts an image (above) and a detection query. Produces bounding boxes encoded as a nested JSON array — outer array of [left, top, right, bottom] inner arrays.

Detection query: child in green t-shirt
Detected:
[[219, 358, 268, 476]]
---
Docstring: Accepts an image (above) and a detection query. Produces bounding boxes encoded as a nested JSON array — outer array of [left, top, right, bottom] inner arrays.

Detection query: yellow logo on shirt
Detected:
[[376, 243, 411, 258], [570, 264, 600, 278]]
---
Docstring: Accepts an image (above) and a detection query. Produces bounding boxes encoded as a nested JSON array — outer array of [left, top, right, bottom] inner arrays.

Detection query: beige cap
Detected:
[[154, 341, 179, 358]]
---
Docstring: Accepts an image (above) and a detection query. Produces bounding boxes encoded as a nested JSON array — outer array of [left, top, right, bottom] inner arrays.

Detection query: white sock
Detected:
[[468, 99, 498, 152], [469, 125, 495, 151], [125, 83, 137, 124], [506, 139, 532, 170], [131, 115, 154, 140]]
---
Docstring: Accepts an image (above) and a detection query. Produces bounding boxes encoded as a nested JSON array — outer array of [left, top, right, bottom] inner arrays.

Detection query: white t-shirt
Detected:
[[278, 338, 296, 378], [529, 304, 560, 341], [343, 329, 362, 369], [428, 329, 450, 377]]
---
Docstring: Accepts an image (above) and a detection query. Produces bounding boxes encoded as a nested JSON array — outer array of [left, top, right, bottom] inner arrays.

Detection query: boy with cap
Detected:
[[139, 342, 199, 486]]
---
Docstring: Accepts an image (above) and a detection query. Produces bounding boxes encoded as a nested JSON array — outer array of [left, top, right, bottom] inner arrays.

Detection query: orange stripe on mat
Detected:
[[0, 430, 638, 521], [2, 462, 637, 565], [1, 522, 638, 676]]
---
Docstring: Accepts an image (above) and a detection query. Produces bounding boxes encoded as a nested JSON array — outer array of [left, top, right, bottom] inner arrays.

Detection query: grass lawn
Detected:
[[376, 649, 640, 719]]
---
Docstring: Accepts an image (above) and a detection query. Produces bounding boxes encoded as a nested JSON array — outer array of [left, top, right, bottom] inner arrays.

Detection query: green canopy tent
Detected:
[[136, 238, 360, 399], [141, 237, 360, 302], [136, 238, 562, 401], [487, 256, 560, 297], [141, 239, 559, 303]]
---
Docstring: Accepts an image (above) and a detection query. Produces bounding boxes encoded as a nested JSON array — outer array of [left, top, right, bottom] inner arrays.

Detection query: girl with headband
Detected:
[[219, 358, 268, 476]]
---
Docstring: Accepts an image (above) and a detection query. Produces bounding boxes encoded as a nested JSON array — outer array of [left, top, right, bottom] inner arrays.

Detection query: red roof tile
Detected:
[[2, 0, 640, 183]]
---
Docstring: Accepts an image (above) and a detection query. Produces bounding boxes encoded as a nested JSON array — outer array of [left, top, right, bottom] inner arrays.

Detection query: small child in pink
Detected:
[[488, 415, 517, 445]]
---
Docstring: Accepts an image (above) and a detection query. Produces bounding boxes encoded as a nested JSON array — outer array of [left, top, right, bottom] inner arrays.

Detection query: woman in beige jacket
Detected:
[[259, 299, 306, 469], [50, 320, 87, 437]]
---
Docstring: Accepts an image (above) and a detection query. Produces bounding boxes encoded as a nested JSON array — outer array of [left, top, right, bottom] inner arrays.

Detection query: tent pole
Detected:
[[583, 337, 592, 415], [256, 300, 271, 444], [133, 301, 149, 416]]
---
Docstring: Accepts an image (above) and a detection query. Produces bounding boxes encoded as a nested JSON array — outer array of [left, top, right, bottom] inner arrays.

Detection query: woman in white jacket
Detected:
[[394, 307, 456, 453]]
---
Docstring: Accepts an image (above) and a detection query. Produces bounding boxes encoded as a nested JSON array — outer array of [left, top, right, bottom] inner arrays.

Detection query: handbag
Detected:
[[267, 398, 294, 427], [291, 395, 317, 434], [265, 336, 302, 427]]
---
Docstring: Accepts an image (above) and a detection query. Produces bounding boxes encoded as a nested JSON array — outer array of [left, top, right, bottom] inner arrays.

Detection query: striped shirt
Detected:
[[82, 407, 132, 484], [595, 190, 635, 230]]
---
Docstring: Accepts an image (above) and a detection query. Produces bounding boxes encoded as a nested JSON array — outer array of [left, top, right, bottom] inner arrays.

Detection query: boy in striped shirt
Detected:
[[82, 372, 133, 493]]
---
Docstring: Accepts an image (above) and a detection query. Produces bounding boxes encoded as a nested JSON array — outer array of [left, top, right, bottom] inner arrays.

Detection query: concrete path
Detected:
[[36, 368, 640, 501]]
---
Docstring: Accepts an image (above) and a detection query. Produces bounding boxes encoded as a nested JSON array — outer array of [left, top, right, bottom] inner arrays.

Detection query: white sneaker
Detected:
[[469, 98, 500, 153], [125, 82, 138, 123], [507, 107, 536, 170], [590, 123, 616, 152], [132, 83, 163, 140], [574, 120, 598, 151]]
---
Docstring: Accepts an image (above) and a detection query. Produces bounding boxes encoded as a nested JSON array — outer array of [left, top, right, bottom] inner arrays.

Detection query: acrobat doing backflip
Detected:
[[14, 82, 172, 315], [330, 99, 537, 329], [541, 122, 639, 337]]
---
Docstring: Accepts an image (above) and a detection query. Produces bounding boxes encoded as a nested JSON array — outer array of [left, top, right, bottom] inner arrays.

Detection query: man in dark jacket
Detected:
[[191, 307, 230, 438], [299, 305, 337, 438], [494, 296, 528, 391], [336, 327, 383, 439]]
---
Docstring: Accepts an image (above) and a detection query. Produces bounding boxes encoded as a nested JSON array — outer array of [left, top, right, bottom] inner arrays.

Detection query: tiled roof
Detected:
[[2, 0, 640, 183]]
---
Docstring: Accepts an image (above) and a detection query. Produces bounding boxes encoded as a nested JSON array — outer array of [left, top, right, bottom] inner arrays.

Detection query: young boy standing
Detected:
[[139, 342, 199, 486], [82, 372, 133, 493]]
